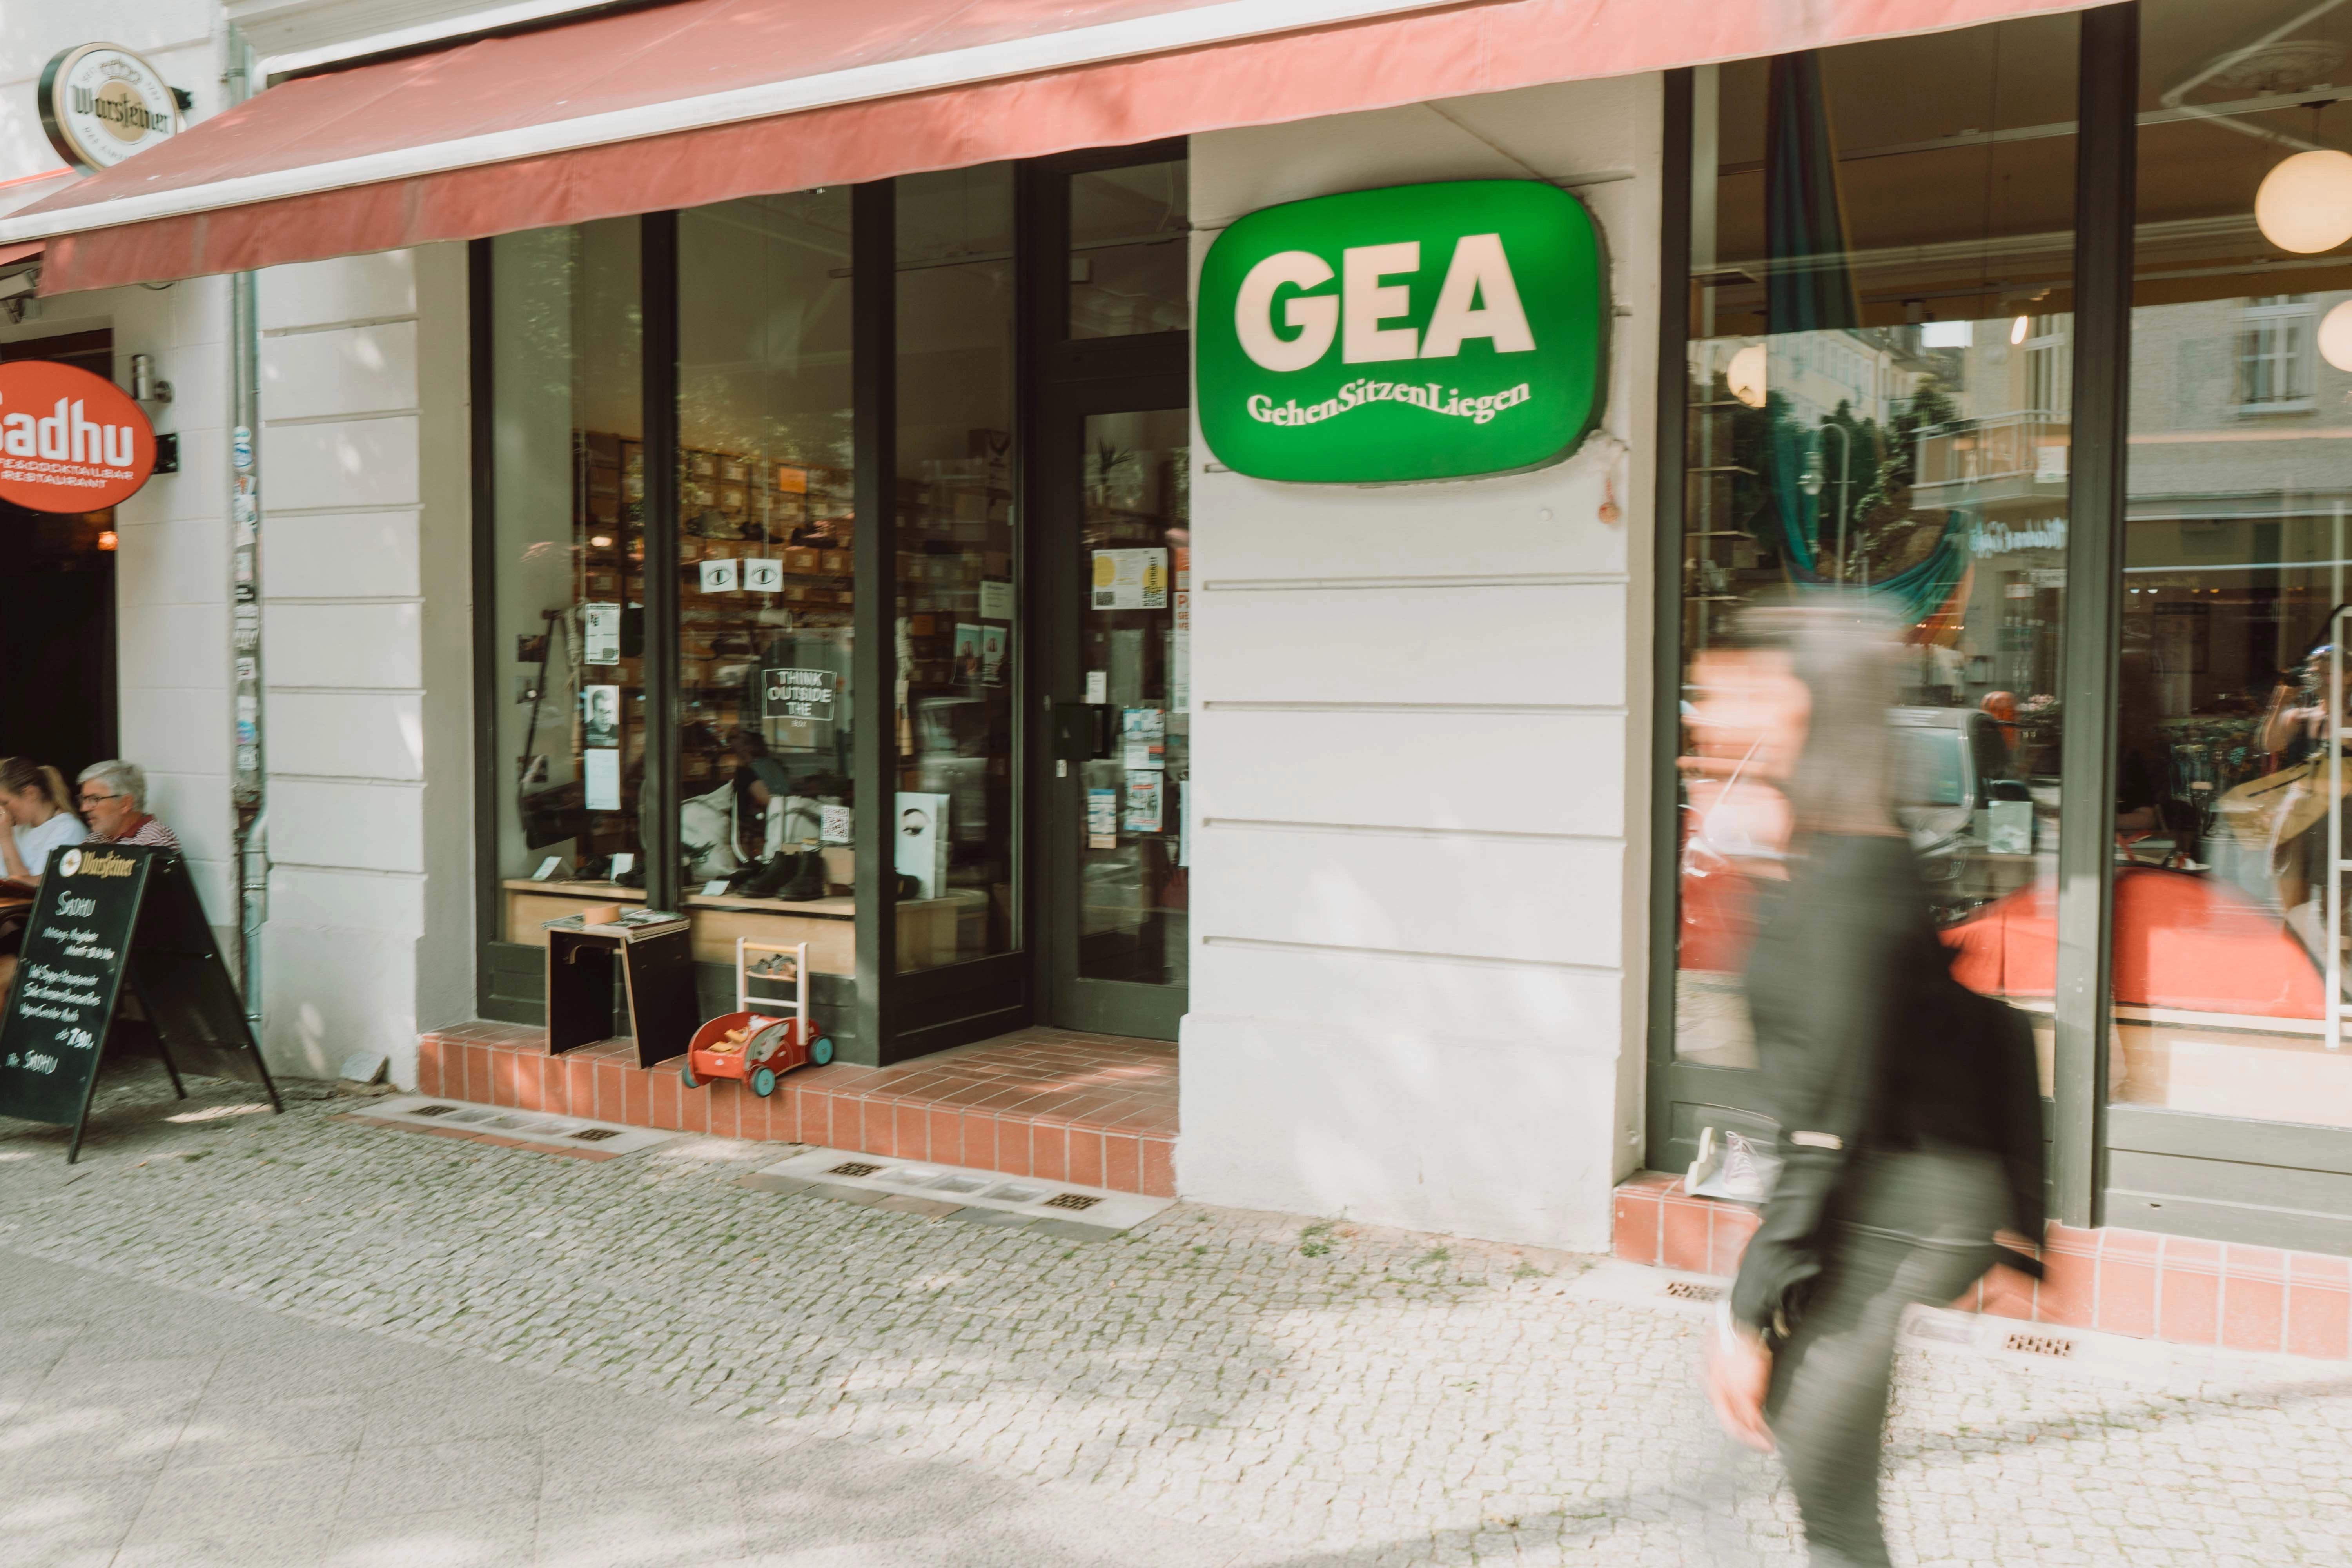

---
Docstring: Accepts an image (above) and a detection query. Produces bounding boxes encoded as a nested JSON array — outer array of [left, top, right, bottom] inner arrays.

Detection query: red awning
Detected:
[[5, 0, 2095, 294], [0, 241, 42, 269]]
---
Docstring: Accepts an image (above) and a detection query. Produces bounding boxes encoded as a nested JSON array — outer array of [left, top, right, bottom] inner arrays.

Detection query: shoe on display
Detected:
[[781, 855, 826, 902]]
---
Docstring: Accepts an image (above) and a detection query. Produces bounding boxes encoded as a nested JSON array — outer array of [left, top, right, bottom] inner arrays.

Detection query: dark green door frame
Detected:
[[1019, 139, 1190, 1042]]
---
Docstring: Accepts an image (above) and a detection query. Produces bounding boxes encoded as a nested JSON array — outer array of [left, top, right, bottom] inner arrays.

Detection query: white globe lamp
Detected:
[[2255, 149, 2352, 254], [2320, 299, 2352, 371], [1725, 343, 1767, 409]]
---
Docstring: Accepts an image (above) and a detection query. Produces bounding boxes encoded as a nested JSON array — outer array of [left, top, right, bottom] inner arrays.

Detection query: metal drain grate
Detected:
[[411, 1104, 460, 1118], [827, 1161, 883, 1178], [569, 1127, 622, 1142], [2004, 1331, 2076, 1359], [1662, 1280, 1724, 1302], [1043, 1192, 1103, 1211]]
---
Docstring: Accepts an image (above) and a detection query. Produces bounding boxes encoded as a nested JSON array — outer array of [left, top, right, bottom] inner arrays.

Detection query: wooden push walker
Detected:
[[679, 939, 834, 1096]]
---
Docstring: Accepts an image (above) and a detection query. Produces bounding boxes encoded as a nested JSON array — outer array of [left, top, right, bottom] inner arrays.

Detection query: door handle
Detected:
[[1048, 699, 1113, 761]]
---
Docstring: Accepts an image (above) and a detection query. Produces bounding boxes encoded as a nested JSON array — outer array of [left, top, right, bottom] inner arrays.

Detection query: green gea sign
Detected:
[[1197, 180, 1605, 484]]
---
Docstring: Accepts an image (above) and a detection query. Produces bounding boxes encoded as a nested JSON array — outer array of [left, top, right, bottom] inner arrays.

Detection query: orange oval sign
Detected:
[[0, 360, 155, 513]]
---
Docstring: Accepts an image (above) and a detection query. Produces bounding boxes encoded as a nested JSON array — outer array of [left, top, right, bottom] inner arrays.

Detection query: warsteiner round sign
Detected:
[[0, 361, 157, 512], [1198, 180, 1606, 484], [39, 44, 180, 173]]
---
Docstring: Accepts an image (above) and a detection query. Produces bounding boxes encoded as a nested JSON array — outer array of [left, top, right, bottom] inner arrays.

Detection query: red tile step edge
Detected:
[[416, 1025, 1176, 1198], [1614, 1171, 2352, 1360]]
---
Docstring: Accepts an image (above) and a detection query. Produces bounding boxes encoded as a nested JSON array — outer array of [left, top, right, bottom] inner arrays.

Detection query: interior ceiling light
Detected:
[[1725, 343, 1767, 409], [2010, 315, 2030, 345], [2256, 148, 2352, 254]]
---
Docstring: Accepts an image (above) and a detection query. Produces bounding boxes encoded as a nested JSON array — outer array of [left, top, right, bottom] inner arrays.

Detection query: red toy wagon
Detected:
[[680, 938, 834, 1097]]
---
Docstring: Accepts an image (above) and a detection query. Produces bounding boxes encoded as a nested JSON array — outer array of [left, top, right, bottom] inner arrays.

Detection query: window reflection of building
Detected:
[[1675, 18, 2078, 1082]]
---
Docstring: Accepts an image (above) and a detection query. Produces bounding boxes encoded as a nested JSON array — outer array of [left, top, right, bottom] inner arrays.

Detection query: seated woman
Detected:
[[0, 756, 86, 993], [0, 756, 85, 889]]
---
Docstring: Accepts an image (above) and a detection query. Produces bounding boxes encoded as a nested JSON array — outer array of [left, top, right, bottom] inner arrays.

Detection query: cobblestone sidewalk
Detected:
[[3, 1073, 2350, 1566]]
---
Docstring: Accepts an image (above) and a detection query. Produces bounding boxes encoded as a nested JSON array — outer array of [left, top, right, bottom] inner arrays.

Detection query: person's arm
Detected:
[[0, 829, 30, 883]]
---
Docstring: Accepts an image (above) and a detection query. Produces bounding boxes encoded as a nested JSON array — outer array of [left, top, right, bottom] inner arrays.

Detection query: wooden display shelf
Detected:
[[499, 877, 969, 975]]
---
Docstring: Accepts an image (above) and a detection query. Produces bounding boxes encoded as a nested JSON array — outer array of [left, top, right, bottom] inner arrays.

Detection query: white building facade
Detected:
[[19, 0, 2352, 1341]]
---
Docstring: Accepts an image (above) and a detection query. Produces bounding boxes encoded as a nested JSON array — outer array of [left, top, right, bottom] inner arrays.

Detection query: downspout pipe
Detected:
[[221, 22, 267, 1027]]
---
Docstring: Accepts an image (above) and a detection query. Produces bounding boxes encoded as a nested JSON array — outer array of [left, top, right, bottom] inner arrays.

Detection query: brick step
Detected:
[[418, 1023, 1177, 1197], [1615, 1171, 2352, 1359]]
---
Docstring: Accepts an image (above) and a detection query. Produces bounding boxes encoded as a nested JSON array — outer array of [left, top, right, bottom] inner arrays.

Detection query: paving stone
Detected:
[[2, 1074, 2350, 1565]]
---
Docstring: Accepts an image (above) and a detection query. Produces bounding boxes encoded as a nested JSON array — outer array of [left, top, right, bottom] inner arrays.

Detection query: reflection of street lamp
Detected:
[[1799, 425, 1854, 579]]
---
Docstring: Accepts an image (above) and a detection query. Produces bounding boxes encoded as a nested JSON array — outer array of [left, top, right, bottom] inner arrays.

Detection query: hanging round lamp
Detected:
[[2255, 148, 2352, 253], [2320, 299, 2352, 371], [1725, 343, 1767, 409]]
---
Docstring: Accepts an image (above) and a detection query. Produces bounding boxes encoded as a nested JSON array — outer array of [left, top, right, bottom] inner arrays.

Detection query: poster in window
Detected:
[[1124, 774, 1163, 833], [584, 602, 622, 665], [978, 578, 1014, 621], [1086, 788, 1118, 849], [583, 748, 620, 812], [741, 559, 782, 593], [894, 793, 950, 898], [699, 559, 739, 593], [581, 685, 621, 750], [980, 624, 1008, 686], [1120, 707, 1165, 771], [762, 667, 838, 750], [952, 623, 984, 686], [1089, 548, 1168, 610]]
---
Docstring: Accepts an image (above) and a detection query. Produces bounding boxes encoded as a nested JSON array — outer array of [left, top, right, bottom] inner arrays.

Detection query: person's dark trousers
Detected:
[[1764, 1147, 2005, 1567]]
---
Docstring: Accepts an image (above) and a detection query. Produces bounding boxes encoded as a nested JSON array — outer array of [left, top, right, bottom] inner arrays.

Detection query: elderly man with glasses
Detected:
[[76, 761, 182, 850]]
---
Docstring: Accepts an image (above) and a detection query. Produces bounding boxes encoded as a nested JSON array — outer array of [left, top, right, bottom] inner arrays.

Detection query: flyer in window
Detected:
[[583, 602, 622, 665], [1124, 774, 1163, 833], [1089, 547, 1168, 610], [1120, 706, 1165, 770], [584, 748, 620, 811], [581, 685, 621, 750], [952, 623, 984, 686], [980, 624, 1008, 686], [978, 578, 1014, 621], [1086, 788, 1118, 849]]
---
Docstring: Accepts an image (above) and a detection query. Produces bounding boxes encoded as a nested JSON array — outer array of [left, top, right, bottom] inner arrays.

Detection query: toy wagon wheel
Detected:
[[679, 1057, 700, 1089], [809, 1035, 835, 1067], [745, 1022, 790, 1065], [750, 1066, 778, 1098]]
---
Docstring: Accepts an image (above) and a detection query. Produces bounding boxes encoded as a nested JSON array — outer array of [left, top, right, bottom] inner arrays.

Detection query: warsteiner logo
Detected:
[[65, 851, 134, 880]]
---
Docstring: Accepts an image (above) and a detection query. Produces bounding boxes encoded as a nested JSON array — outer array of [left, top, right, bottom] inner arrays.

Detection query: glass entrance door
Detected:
[[1040, 386, 1190, 1038]]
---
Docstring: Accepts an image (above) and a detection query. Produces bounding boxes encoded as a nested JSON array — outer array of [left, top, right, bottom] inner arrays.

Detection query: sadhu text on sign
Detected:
[[0, 360, 156, 512]]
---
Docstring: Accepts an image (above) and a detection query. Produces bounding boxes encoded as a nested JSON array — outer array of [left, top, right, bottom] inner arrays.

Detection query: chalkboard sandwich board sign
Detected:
[[0, 844, 280, 1161]]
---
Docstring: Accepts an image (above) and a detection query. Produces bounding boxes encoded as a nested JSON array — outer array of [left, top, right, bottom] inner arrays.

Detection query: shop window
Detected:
[[1068, 158, 1189, 338], [674, 192, 857, 974], [897, 166, 1020, 971], [488, 218, 647, 943], [2107, 2, 2352, 1127], [1675, 18, 2078, 1088]]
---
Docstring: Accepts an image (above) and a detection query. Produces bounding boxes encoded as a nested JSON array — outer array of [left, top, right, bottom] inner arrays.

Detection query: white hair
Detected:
[[77, 759, 146, 808]]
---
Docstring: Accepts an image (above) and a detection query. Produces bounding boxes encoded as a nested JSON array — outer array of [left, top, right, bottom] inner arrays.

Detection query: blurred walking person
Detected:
[[1697, 599, 2046, 1568]]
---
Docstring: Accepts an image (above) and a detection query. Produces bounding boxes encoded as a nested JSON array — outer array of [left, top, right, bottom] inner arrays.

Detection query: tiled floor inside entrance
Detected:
[[417, 1024, 1178, 1196]]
